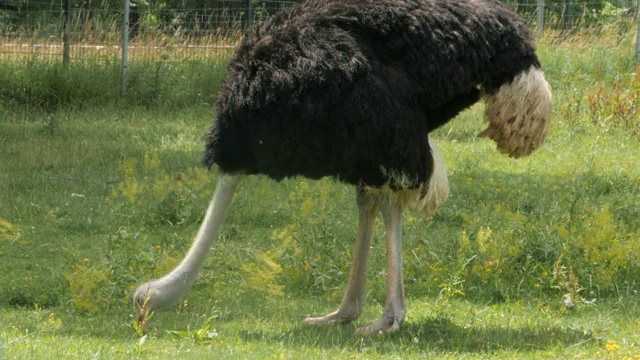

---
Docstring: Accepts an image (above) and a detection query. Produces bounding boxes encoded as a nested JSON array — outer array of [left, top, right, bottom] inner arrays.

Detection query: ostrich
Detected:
[[134, 0, 552, 334]]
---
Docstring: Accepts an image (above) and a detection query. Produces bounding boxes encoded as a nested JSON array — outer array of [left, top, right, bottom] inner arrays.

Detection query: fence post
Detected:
[[536, 0, 545, 35], [562, 0, 571, 30], [121, 0, 130, 97], [246, 0, 253, 38], [63, 0, 71, 67]]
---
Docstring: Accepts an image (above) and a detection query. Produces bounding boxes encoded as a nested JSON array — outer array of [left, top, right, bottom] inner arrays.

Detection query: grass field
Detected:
[[1, 26, 639, 359]]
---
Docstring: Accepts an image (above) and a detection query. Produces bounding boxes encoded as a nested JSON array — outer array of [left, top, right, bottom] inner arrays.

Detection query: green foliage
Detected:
[[95, 152, 220, 306], [502, 0, 637, 24], [554, 204, 640, 293], [540, 26, 638, 138], [109, 151, 216, 227], [240, 246, 286, 297], [549, 255, 587, 311], [0, 58, 229, 110], [0, 60, 119, 110], [0, 275, 65, 308], [166, 315, 219, 344], [584, 74, 640, 137], [267, 179, 355, 298]]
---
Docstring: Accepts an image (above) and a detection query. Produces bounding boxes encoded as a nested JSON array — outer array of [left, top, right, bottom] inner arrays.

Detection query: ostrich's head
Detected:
[[133, 281, 169, 333]]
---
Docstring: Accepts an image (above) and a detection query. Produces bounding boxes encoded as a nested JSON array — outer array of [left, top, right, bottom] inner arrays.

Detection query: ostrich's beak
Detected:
[[136, 306, 150, 334]]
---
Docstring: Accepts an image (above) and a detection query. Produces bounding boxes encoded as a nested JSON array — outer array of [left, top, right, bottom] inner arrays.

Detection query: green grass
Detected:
[[0, 56, 231, 110], [1, 297, 638, 359], [1, 27, 640, 358]]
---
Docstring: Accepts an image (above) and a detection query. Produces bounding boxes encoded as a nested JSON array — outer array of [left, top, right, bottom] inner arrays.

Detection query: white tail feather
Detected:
[[369, 136, 449, 217]]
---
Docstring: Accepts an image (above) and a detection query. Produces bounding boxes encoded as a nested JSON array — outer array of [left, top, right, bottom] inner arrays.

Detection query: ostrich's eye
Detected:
[[136, 298, 144, 307]]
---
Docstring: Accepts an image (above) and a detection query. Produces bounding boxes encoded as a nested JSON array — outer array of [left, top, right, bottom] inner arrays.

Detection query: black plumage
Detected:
[[204, 0, 542, 189]]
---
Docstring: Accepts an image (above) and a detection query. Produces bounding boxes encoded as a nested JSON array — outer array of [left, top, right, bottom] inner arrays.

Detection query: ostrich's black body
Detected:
[[204, 0, 541, 189]]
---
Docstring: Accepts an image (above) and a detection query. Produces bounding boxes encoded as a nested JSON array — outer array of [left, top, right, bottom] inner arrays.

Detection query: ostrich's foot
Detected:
[[304, 304, 361, 325], [356, 309, 405, 335]]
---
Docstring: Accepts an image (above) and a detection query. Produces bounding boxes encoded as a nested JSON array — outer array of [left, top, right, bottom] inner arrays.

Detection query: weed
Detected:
[[64, 263, 110, 313], [240, 248, 286, 298], [109, 151, 216, 227], [271, 179, 354, 296], [436, 255, 475, 307], [552, 204, 640, 295], [585, 73, 640, 136], [0, 219, 23, 244], [133, 297, 154, 337], [166, 315, 219, 344], [550, 255, 585, 310]]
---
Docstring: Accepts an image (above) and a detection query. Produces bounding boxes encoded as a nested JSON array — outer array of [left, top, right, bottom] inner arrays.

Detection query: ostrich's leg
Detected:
[[304, 187, 377, 324], [357, 197, 405, 334]]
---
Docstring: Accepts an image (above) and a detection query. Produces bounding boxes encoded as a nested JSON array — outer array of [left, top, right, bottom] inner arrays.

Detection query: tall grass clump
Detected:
[[0, 59, 117, 110], [0, 56, 231, 110], [538, 24, 639, 137]]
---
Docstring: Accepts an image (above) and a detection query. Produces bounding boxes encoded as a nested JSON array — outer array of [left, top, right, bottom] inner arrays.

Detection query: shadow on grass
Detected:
[[238, 315, 593, 354]]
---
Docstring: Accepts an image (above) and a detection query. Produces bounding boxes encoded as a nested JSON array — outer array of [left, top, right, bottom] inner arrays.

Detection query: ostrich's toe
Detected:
[[304, 308, 360, 325], [355, 315, 402, 335]]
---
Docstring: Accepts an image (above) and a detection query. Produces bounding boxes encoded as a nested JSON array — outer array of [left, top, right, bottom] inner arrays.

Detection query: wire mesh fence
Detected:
[[0, 0, 638, 96], [505, 0, 638, 28], [0, 0, 296, 62]]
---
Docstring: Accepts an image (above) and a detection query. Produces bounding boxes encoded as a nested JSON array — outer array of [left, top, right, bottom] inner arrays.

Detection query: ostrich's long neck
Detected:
[[154, 174, 241, 304]]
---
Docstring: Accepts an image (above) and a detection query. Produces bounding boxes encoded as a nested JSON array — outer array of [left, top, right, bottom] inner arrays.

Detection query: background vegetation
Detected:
[[0, 8, 639, 360], [1, 0, 635, 30]]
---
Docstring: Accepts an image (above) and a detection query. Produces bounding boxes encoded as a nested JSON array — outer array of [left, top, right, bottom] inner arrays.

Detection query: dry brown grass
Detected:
[[0, 11, 245, 63]]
